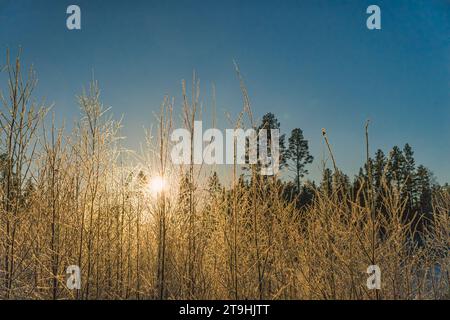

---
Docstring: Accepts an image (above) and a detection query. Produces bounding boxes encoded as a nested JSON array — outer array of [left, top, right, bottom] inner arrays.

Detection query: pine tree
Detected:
[[402, 143, 417, 214], [257, 113, 287, 170], [416, 165, 433, 215], [388, 146, 405, 190], [373, 149, 386, 191], [286, 128, 313, 192], [320, 168, 333, 196], [298, 181, 315, 208]]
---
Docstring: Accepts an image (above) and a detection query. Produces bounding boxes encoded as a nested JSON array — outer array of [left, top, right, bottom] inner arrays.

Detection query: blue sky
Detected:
[[0, 0, 449, 183]]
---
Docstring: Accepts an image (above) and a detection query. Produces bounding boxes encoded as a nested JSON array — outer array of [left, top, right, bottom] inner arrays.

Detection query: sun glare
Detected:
[[147, 176, 167, 197]]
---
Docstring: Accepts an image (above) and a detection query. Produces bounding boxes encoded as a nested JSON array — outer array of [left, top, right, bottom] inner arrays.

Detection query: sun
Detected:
[[147, 175, 167, 197]]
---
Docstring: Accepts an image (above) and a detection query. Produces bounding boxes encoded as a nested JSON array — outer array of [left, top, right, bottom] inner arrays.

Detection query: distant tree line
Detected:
[[206, 112, 448, 236]]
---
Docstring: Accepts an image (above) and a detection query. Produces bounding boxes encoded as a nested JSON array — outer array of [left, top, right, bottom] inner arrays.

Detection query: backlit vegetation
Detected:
[[0, 51, 448, 300]]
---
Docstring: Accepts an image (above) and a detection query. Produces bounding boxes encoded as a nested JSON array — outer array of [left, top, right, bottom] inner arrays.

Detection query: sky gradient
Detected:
[[1, 0, 449, 183]]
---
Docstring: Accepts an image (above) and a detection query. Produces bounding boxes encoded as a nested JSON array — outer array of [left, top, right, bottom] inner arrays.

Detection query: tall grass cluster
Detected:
[[0, 52, 448, 300]]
